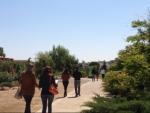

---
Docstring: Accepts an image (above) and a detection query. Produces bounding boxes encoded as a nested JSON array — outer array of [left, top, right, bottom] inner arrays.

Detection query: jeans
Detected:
[[63, 80, 69, 97], [23, 95, 33, 113], [92, 74, 96, 81], [74, 80, 81, 96], [41, 95, 54, 113]]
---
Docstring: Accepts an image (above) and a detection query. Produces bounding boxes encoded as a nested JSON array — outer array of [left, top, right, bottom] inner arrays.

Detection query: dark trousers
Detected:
[[41, 95, 54, 113], [23, 95, 33, 113], [63, 80, 69, 97], [102, 74, 105, 79], [74, 80, 81, 96]]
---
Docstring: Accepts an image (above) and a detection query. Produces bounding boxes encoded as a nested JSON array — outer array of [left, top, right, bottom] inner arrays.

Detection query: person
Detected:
[[91, 67, 96, 82], [100, 61, 107, 79], [61, 69, 70, 97], [73, 67, 82, 97], [39, 66, 57, 113], [101, 68, 106, 79], [20, 63, 38, 113], [95, 67, 99, 81]]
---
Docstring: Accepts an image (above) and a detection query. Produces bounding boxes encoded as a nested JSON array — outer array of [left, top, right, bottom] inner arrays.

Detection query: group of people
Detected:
[[19, 63, 82, 113], [18, 61, 107, 113], [61, 67, 82, 97], [91, 61, 107, 81]]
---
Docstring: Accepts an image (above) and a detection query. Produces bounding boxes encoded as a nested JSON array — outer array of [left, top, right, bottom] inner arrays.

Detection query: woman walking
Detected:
[[39, 66, 57, 113], [61, 69, 70, 97], [20, 63, 38, 113]]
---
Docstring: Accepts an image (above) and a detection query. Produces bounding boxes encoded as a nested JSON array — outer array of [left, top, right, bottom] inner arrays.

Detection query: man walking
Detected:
[[73, 67, 82, 97]]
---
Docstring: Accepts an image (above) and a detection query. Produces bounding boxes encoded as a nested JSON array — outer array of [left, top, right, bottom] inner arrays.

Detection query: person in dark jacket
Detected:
[[39, 66, 57, 113], [73, 67, 82, 97], [91, 67, 96, 82]]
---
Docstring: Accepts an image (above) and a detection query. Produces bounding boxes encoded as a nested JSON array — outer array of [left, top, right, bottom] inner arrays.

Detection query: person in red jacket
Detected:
[[20, 63, 38, 113], [61, 69, 70, 97]]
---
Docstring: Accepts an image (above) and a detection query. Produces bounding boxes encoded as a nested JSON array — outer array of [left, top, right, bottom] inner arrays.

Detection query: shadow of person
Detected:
[[55, 96, 65, 100], [67, 96, 77, 98]]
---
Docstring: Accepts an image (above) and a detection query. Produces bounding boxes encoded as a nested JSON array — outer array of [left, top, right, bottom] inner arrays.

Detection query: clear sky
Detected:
[[0, 0, 150, 62]]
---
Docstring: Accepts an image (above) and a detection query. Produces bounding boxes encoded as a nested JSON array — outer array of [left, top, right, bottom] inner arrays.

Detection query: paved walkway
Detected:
[[37, 78, 108, 113]]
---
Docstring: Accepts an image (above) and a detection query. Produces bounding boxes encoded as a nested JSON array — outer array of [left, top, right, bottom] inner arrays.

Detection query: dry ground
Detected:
[[0, 78, 90, 112]]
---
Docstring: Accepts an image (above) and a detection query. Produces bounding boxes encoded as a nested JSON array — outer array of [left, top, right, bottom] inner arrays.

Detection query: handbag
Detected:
[[14, 86, 22, 99], [48, 85, 58, 95]]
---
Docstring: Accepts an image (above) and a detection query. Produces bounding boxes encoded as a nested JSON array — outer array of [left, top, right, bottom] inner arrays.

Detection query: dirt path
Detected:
[[37, 78, 108, 113], [0, 77, 90, 112]]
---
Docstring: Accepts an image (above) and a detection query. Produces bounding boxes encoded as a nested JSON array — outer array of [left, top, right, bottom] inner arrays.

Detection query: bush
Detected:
[[104, 71, 134, 96], [0, 72, 19, 87], [0, 72, 14, 83], [80, 67, 89, 78], [82, 95, 150, 113], [0, 61, 13, 72], [53, 71, 62, 78], [0, 82, 12, 87]]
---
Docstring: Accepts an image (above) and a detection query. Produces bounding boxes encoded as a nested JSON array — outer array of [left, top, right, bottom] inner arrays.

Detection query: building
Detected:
[[0, 56, 13, 62]]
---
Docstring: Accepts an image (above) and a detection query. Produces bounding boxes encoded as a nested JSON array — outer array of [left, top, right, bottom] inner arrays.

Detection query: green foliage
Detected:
[[0, 72, 20, 87], [144, 45, 150, 63], [13, 61, 26, 73], [0, 61, 25, 74], [0, 72, 14, 83], [80, 67, 89, 77], [0, 57, 26, 87], [0, 72, 17, 87], [82, 95, 150, 113], [0, 82, 12, 87], [35, 45, 78, 77], [35, 52, 54, 77], [109, 17, 150, 92], [89, 62, 100, 67], [87, 66, 94, 78], [105, 71, 134, 96], [109, 58, 124, 71], [50, 45, 78, 71], [53, 71, 62, 78], [0, 61, 13, 72], [83, 14, 150, 113]]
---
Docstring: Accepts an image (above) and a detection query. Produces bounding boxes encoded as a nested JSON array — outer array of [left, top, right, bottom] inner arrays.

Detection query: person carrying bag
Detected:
[[39, 66, 58, 113], [19, 63, 39, 113], [14, 85, 22, 99], [48, 84, 58, 95]]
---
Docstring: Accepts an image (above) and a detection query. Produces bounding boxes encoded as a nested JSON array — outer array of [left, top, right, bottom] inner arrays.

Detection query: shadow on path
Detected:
[[55, 97, 65, 100], [67, 96, 77, 98]]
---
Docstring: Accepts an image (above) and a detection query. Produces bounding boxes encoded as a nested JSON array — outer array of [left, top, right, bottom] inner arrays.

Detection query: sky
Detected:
[[0, 0, 150, 62]]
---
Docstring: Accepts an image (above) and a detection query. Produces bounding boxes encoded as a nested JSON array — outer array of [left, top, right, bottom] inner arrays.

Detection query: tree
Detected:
[[35, 52, 54, 76], [35, 45, 78, 76], [82, 13, 150, 113], [127, 19, 150, 63], [110, 16, 150, 91], [49, 45, 78, 72]]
